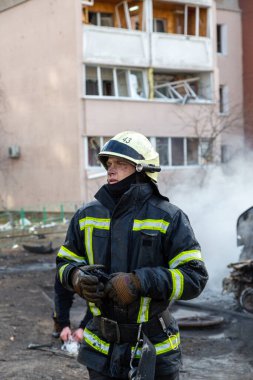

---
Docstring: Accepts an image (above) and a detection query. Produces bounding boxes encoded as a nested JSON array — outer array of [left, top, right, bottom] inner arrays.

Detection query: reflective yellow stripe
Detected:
[[132, 332, 180, 357], [59, 263, 68, 283], [79, 217, 110, 230], [169, 269, 184, 300], [57, 246, 84, 263], [137, 297, 151, 323], [84, 329, 180, 357], [169, 250, 203, 269], [88, 302, 101, 317], [85, 226, 94, 265], [79, 217, 110, 265], [133, 219, 169, 234], [83, 328, 110, 355]]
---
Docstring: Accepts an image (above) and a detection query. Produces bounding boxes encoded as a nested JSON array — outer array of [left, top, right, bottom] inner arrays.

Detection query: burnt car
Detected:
[[223, 207, 253, 313]]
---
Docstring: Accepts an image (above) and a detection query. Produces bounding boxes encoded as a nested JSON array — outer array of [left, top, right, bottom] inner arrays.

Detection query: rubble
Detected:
[[223, 260, 253, 313]]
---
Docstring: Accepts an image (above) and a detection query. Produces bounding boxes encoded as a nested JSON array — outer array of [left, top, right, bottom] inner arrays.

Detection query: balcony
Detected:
[[151, 33, 213, 70], [82, 0, 214, 71], [83, 25, 149, 67]]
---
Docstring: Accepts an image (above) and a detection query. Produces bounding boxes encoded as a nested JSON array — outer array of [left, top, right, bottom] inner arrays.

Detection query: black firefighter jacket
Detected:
[[56, 182, 208, 378]]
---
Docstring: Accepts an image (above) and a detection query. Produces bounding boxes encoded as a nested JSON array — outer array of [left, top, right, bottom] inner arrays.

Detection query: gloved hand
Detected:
[[71, 265, 106, 304], [104, 272, 141, 306]]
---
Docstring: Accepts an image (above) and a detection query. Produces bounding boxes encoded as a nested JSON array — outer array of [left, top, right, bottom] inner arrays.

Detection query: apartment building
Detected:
[[239, 0, 253, 150], [0, 0, 244, 211]]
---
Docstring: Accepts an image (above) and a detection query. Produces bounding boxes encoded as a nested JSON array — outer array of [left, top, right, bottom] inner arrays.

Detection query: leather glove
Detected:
[[104, 272, 141, 306], [71, 265, 106, 304]]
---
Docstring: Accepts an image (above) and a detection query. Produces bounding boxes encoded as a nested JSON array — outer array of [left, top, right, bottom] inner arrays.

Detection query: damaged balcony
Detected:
[[151, 0, 213, 70], [83, 64, 213, 103], [153, 71, 213, 104], [82, 0, 149, 67], [82, 0, 213, 71]]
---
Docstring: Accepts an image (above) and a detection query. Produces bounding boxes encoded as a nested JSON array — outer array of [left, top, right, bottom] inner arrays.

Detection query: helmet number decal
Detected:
[[122, 137, 132, 144]]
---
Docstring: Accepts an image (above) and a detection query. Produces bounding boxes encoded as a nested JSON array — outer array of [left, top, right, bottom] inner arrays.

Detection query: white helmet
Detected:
[[98, 131, 160, 182]]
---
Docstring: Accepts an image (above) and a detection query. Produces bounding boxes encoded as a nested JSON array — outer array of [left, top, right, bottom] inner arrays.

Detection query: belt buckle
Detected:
[[101, 317, 120, 343]]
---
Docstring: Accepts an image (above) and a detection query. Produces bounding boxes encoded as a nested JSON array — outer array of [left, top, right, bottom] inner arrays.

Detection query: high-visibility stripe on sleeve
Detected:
[[133, 219, 169, 234], [137, 297, 151, 323], [169, 269, 184, 300], [83, 328, 110, 355], [57, 246, 84, 263], [169, 250, 203, 269], [79, 217, 110, 230], [59, 263, 68, 283]]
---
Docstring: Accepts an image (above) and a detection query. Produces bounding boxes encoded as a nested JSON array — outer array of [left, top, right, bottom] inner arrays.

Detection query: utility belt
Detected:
[[94, 309, 173, 344]]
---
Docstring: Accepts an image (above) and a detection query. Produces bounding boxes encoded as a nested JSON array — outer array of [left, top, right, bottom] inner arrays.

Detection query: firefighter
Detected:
[[56, 131, 208, 379]]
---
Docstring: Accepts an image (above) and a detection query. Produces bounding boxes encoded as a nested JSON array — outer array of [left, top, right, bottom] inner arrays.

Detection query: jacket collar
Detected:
[[95, 182, 154, 213]]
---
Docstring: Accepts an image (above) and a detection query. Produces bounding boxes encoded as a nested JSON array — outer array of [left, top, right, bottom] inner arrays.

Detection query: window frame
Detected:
[[217, 24, 228, 55], [152, 137, 206, 168], [85, 136, 113, 169], [219, 84, 229, 115], [84, 65, 147, 100]]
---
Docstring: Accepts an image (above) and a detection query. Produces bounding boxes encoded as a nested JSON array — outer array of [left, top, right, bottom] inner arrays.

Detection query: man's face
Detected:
[[106, 156, 136, 184]]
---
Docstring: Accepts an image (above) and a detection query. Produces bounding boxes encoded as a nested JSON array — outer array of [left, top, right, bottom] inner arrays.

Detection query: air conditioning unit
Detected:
[[8, 145, 21, 159]]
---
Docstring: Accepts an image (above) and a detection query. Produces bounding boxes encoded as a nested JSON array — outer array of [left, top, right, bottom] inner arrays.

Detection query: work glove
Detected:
[[71, 265, 106, 304], [104, 272, 141, 306]]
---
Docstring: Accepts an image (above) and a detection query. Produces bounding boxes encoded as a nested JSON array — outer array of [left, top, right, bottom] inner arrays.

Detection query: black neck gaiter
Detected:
[[105, 172, 137, 204]]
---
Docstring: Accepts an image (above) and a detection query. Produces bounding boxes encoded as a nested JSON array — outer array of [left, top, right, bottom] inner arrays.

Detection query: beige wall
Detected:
[[83, 99, 217, 137], [217, 8, 244, 148], [0, 0, 84, 211]]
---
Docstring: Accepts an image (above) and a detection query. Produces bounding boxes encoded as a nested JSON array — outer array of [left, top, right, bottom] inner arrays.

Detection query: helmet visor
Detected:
[[99, 140, 144, 161]]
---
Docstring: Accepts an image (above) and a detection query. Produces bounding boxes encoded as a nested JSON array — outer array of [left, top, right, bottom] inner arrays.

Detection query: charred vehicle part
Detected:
[[223, 206, 253, 313]]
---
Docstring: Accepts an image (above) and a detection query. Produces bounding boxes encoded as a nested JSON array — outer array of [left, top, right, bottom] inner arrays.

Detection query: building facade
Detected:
[[0, 0, 244, 211], [239, 0, 253, 150]]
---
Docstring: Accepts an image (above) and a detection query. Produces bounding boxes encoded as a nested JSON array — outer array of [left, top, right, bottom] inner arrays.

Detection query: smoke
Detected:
[[166, 153, 253, 292]]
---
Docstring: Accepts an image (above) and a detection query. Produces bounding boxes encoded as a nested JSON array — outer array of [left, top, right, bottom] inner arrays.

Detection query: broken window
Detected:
[[84, 65, 146, 99], [82, 1, 145, 31], [88, 12, 114, 27], [153, 19, 166, 33], [130, 70, 146, 98], [153, 71, 212, 103], [187, 6, 196, 36], [199, 7, 208, 37], [171, 138, 184, 166], [154, 72, 200, 103], [153, 1, 208, 37]]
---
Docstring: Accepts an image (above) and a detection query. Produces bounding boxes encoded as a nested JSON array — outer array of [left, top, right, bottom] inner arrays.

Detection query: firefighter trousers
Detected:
[[88, 368, 180, 380]]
